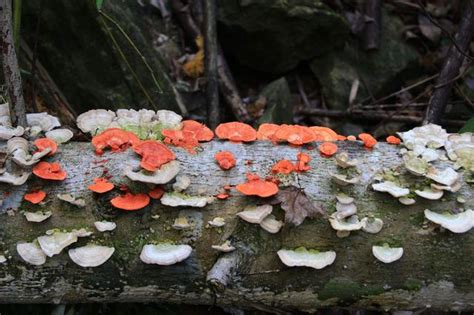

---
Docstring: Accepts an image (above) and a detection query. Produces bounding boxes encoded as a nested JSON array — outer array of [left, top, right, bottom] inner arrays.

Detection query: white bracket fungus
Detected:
[[8, 137, 51, 167], [160, 192, 208, 208], [361, 217, 384, 234], [94, 221, 117, 232], [24, 211, 52, 223], [330, 173, 360, 186], [26, 112, 61, 132], [68, 245, 115, 267], [329, 214, 363, 231], [426, 167, 459, 187], [57, 194, 86, 208], [335, 202, 357, 220], [172, 216, 192, 230], [414, 188, 443, 200], [140, 243, 192, 265], [0, 170, 30, 185], [372, 245, 403, 263], [277, 247, 336, 270], [211, 240, 236, 253], [424, 209, 474, 233], [260, 215, 284, 234], [45, 128, 73, 144], [156, 110, 182, 129], [237, 204, 273, 224], [336, 193, 354, 204], [335, 152, 359, 168], [172, 175, 191, 192], [372, 181, 410, 198], [403, 154, 429, 176], [37, 231, 79, 257], [398, 197, 416, 205], [125, 161, 180, 184], [397, 124, 448, 149], [76, 109, 116, 135], [0, 125, 24, 140], [17, 242, 46, 265], [208, 217, 226, 227]]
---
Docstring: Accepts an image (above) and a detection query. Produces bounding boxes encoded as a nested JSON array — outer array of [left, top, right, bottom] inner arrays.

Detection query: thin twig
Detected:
[[30, 0, 43, 113], [204, 0, 220, 128]]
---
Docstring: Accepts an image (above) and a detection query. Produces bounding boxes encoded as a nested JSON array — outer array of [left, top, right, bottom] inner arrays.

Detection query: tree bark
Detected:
[[0, 0, 26, 127], [423, 0, 474, 124], [363, 0, 382, 50], [0, 141, 473, 312], [204, 0, 220, 128]]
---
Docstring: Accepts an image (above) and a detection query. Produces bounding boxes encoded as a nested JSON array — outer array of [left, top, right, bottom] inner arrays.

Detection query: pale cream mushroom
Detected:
[[45, 129, 73, 144], [329, 214, 362, 231], [17, 242, 46, 265], [335, 152, 359, 168], [160, 192, 208, 208], [68, 245, 115, 267], [237, 204, 273, 224], [125, 161, 180, 185], [430, 181, 462, 193], [414, 188, 443, 200], [335, 193, 354, 204], [397, 124, 448, 149], [372, 181, 410, 198], [0, 170, 30, 185], [372, 245, 403, 263], [24, 211, 52, 223], [424, 209, 474, 233], [156, 110, 182, 129], [172, 216, 192, 230], [330, 173, 360, 186], [57, 194, 86, 208], [172, 175, 191, 192], [208, 217, 226, 227], [260, 215, 284, 234], [0, 125, 24, 140], [8, 137, 51, 167], [403, 154, 429, 176], [37, 231, 79, 257], [361, 217, 384, 234], [277, 247, 336, 270], [76, 109, 116, 135], [335, 202, 357, 220], [140, 243, 192, 265], [94, 221, 116, 232], [211, 240, 235, 253], [27, 112, 61, 132], [426, 167, 459, 187], [398, 197, 416, 205]]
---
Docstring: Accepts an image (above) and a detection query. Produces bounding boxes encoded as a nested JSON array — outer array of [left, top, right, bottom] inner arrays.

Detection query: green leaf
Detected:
[[459, 117, 474, 133], [96, 0, 104, 11]]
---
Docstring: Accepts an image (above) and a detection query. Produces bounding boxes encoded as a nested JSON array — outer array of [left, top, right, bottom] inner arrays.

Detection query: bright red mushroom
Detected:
[[215, 122, 257, 142], [34, 138, 57, 156], [295, 152, 311, 172], [133, 140, 176, 171], [271, 160, 295, 174], [236, 173, 278, 197], [181, 120, 214, 141], [359, 133, 377, 148], [88, 177, 114, 193], [274, 125, 315, 145], [148, 186, 165, 199], [256, 123, 280, 141], [110, 192, 150, 211], [319, 142, 338, 156], [33, 162, 67, 180], [92, 128, 140, 155], [310, 126, 339, 141], [215, 151, 236, 170], [24, 190, 46, 204], [386, 135, 401, 145]]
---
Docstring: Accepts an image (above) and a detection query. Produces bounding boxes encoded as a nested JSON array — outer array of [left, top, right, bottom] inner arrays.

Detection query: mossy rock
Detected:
[[217, 0, 349, 74], [258, 77, 293, 125], [310, 9, 419, 110]]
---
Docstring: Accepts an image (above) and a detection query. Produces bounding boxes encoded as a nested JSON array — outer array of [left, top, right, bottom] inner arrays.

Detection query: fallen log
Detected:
[[0, 140, 473, 312]]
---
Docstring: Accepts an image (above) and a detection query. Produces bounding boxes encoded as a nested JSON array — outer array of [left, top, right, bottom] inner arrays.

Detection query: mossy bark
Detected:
[[0, 141, 473, 312]]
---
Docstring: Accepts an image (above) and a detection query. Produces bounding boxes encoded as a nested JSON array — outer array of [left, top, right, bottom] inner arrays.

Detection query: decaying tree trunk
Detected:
[[0, 141, 473, 312]]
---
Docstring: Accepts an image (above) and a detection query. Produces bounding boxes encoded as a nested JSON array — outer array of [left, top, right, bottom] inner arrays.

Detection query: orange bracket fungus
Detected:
[[256, 123, 280, 141], [358, 133, 377, 148], [110, 192, 150, 211], [274, 125, 315, 145], [319, 142, 338, 157], [148, 186, 165, 199], [215, 122, 257, 142], [132, 140, 176, 171], [181, 120, 214, 141], [33, 162, 67, 181], [24, 190, 46, 204], [295, 152, 311, 172], [236, 173, 278, 197], [310, 126, 339, 141], [386, 135, 401, 145], [215, 151, 236, 170], [271, 160, 295, 174], [88, 178, 114, 194], [34, 138, 58, 156], [92, 128, 140, 155], [162, 129, 200, 153]]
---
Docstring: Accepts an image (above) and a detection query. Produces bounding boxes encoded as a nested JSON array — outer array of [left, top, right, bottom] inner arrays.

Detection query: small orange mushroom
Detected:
[[256, 123, 280, 141], [148, 186, 165, 199], [24, 190, 46, 204], [295, 152, 311, 172], [110, 192, 150, 211], [216, 193, 229, 200], [162, 129, 200, 153], [215, 122, 257, 142], [310, 126, 339, 141], [182, 120, 214, 142], [274, 125, 315, 145], [319, 142, 338, 156], [271, 160, 295, 174], [358, 133, 377, 148], [386, 135, 401, 145], [133, 140, 176, 171], [88, 177, 114, 193], [32, 162, 67, 180], [34, 138, 57, 156], [236, 173, 278, 197], [347, 135, 357, 141], [215, 151, 236, 170], [92, 128, 140, 155]]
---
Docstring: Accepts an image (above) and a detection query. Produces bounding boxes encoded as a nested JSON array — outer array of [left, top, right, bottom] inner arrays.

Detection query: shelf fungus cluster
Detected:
[[237, 204, 283, 234]]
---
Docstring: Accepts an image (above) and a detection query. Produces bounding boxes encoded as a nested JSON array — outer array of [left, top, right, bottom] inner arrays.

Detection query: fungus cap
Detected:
[[57, 193, 86, 207], [330, 173, 360, 186], [125, 160, 180, 185], [110, 192, 150, 211], [24, 211, 52, 223], [274, 125, 315, 145], [182, 120, 214, 141], [172, 175, 191, 192], [0, 125, 24, 140], [335, 202, 357, 220], [172, 217, 192, 230], [215, 151, 236, 170], [277, 247, 336, 270], [69, 245, 115, 267], [156, 110, 183, 129], [160, 192, 208, 207], [398, 197, 416, 205], [319, 142, 338, 156], [336, 193, 354, 204], [236, 174, 279, 197], [215, 122, 257, 142], [133, 140, 176, 171], [335, 152, 358, 168], [430, 181, 462, 193], [76, 109, 116, 135], [329, 214, 363, 231], [403, 154, 429, 176], [208, 217, 226, 227], [259, 214, 283, 234], [358, 133, 377, 148], [92, 128, 140, 155], [426, 167, 459, 187], [0, 171, 30, 185], [24, 190, 46, 204], [94, 221, 117, 232], [309, 126, 338, 141], [424, 209, 474, 233], [361, 217, 384, 234], [237, 204, 273, 224], [33, 162, 67, 181], [27, 112, 61, 132], [37, 231, 79, 257], [17, 242, 46, 266], [45, 128, 73, 144], [140, 243, 192, 265], [271, 160, 295, 174], [88, 177, 114, 193], [414, 188, 444, 200], [34, 138, 58, 156], [257, 123, 280, 141], [372, 181, 409, 198], [372, 245, 403, 263], [211, 240, 235, 253]]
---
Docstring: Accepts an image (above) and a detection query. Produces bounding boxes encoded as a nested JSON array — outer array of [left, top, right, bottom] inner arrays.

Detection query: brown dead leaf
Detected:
[[271, 186, 325, 226]]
